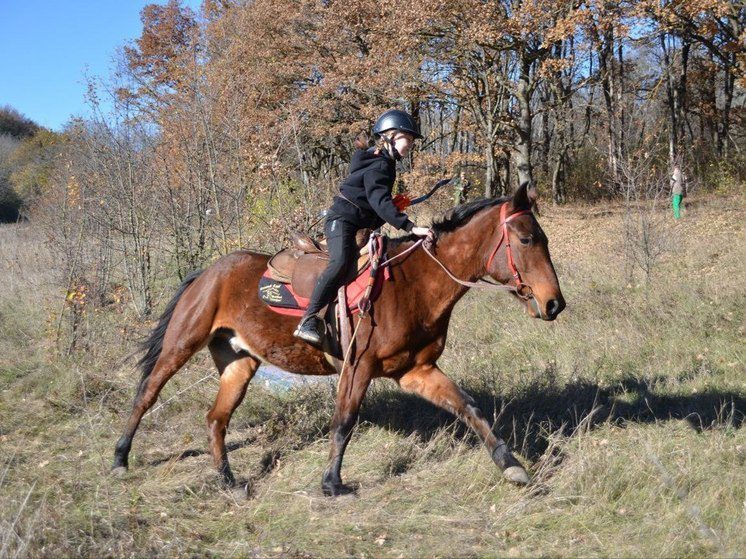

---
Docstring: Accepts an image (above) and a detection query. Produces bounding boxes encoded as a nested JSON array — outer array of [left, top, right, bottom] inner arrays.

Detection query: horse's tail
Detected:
[[136, 269, 203, 393]]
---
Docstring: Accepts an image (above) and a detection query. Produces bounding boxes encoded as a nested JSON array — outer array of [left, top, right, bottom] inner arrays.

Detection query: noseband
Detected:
[[486, 204, 534, 299]]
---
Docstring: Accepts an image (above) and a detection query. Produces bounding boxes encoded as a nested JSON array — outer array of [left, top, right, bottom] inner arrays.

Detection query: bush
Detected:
[[0, 184, 22, 222]]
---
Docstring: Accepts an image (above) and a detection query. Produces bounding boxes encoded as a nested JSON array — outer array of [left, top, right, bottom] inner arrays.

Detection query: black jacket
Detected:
[[329, 148, 414, 232]]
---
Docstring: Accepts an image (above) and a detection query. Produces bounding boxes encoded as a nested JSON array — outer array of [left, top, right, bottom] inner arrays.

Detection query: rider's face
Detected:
[[392, 132, 415, 157]]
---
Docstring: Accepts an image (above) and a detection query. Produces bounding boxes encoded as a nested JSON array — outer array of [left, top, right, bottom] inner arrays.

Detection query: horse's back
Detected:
[[209, 249, 270, 275], [192, 249, 267, 294]]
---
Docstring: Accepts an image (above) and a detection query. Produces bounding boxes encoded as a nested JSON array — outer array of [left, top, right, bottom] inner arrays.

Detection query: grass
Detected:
[[0, 192, 744, 557]]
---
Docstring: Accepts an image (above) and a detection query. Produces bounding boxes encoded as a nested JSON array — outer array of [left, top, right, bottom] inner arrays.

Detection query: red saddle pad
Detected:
[[258, 263, 389, 317]]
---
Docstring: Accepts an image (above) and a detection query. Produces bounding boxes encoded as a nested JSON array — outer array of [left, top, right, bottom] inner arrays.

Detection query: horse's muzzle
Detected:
[[526, 295, 565, 320]]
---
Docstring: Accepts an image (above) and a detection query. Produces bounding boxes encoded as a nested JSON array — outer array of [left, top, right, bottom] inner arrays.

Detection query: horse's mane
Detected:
[[431, 196, 509, 233], [391, 196, 509, 246]]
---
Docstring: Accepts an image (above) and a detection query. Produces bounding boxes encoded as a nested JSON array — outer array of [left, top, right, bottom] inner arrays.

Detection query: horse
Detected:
[[112, 183, 565, 495]]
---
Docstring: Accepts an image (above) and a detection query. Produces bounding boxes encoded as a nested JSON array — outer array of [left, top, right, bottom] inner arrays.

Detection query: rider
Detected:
[[294, 109, 432, 346]]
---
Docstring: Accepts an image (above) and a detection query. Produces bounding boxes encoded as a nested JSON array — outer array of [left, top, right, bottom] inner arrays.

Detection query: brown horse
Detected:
[[112, 183, 565, 495]]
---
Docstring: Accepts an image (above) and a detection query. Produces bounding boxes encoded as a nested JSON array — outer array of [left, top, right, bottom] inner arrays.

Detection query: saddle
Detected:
[[265, 229, 372, 297], [258, 229, 390, 361]]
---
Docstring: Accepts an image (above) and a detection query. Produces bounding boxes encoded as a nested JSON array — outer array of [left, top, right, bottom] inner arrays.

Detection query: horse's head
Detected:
[[485, 183, 565, 321]]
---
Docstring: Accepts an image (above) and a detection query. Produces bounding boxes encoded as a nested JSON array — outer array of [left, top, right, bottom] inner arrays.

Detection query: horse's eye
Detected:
[[519, 237, 531, 246]]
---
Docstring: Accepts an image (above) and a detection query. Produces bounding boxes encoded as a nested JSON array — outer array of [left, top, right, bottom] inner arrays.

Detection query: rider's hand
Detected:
[[411, 226, 431, 237]]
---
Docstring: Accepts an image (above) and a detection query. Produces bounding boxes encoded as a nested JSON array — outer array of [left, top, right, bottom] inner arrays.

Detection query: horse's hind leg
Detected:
[[397, 364, 530, 485], [206, 335, 259, 488], [112, 328, 210, 473]]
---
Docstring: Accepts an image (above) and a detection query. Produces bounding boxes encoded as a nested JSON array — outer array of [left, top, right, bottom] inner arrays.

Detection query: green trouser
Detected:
[[672, 194, 683, 219]]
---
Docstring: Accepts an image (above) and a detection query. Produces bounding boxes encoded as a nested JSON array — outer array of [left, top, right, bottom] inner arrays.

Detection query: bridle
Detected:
[[380, 203, 536, 300], [485, 204, 534, 299]]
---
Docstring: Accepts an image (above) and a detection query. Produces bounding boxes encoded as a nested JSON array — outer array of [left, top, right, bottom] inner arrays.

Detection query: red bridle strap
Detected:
[[486, 205, 533, 289]]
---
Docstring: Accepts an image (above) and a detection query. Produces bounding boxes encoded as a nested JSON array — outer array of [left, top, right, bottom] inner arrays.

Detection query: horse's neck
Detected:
[[402, 211, 496, 324]]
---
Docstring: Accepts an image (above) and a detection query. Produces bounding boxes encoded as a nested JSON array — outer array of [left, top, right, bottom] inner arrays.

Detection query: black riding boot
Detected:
[[294, 315, 324, 346], [293, 215, 358, 347]]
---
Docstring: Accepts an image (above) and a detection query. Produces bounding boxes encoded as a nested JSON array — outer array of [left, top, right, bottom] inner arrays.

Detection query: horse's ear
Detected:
[[512, 182, 534, 210], [528, 184, 539, 215], [512, 182, 539, 214]]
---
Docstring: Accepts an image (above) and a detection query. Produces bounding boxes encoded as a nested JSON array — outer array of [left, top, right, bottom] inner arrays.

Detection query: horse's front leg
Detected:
[[322, 362, 372, 496], [397, 364, 530, 485]]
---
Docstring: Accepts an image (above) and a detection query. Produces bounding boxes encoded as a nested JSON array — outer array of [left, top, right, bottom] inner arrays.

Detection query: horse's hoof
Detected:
[[503, 466, 530, 485], [322, 482, 341, 497], [322, 482, 355, 497], [230, 483, 250, 501], [111, 466, 128, 478], [220, 475, 237, 490]]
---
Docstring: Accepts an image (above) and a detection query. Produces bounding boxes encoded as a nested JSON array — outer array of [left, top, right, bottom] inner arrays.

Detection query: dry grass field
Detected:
[[1, 193, 744, 557]]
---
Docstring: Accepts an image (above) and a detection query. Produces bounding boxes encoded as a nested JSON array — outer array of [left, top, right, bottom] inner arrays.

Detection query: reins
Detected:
[[383, 204, 535, 299], [379, 237, 422, 267], [421, 245, 519, 293]]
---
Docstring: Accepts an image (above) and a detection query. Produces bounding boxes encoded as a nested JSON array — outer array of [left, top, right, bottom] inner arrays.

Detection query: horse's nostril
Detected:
[[546, 299, 562, 318]]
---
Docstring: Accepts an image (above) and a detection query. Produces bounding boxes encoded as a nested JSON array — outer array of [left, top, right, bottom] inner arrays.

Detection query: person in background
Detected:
[[293, 109, 432, 346], [671, 164, 686, 219]]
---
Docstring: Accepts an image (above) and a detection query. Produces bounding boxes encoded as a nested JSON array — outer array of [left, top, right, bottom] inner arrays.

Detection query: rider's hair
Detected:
[[354, 130, 395, 153], [354, 131, 371, 150]]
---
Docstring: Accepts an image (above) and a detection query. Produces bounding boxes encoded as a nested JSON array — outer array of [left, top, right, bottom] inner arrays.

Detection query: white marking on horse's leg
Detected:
[[228, 336, 247, 353], [229, 335, 266, 363]]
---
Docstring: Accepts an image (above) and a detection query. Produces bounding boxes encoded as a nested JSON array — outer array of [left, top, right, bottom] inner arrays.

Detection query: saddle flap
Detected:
[[266, 229, 377, 298], [267, 248, 303, 283], [259, 233, 389, 325], [291, 253, 331, 298]]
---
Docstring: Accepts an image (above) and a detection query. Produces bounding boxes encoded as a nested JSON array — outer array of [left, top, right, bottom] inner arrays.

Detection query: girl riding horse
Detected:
[[293, 109, 432, 346]]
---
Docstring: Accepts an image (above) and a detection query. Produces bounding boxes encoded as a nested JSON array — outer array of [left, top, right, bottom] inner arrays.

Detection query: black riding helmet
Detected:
[[372, 109, 423, 139]]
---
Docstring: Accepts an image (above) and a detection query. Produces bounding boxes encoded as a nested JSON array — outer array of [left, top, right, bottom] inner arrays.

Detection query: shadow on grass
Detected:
[[360, 375, 746, 461], [143, 375, 744, 476], [147, 434, 259, 466]]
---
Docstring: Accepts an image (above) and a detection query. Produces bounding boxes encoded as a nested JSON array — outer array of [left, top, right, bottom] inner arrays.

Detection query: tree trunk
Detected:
[[485, 146, 494, 197], [514, 55, 534, 189], [720, 63, 734, 157], [450, 105, 461, 153], [551, 150, 565, 205], [616, 38, 626, 175], [598, 27, 621, 188], [661, 33, 690, 187], [540, 88, 551, 178]]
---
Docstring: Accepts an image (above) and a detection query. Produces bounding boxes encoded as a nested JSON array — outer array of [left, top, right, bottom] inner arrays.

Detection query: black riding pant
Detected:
[[303, 214, 360, 318]]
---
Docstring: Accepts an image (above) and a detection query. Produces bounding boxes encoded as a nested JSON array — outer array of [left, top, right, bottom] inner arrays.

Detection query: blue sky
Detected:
[[0, 0, 201, 131]]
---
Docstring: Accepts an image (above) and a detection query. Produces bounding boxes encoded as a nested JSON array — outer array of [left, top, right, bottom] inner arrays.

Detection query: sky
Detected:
[[0, 0, 201, 131]]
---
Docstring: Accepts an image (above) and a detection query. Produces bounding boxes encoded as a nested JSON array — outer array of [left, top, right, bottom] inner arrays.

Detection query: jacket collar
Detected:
[[367, 146, 396, 164]]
